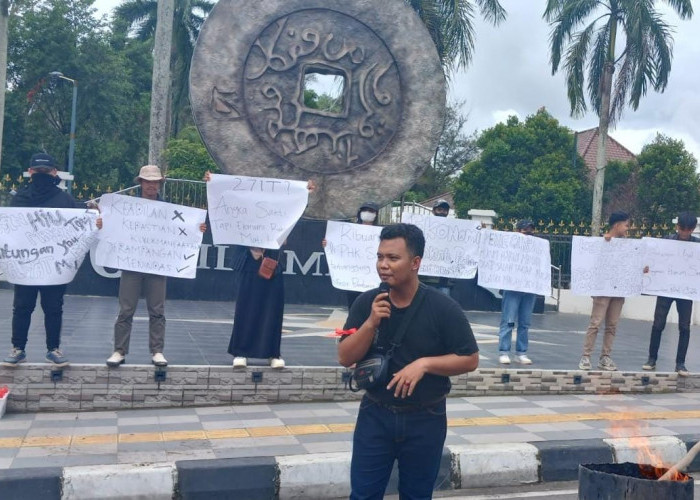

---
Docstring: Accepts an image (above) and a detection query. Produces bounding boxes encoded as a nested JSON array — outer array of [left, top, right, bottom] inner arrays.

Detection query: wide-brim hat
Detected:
[[134, 164, 165, 183]]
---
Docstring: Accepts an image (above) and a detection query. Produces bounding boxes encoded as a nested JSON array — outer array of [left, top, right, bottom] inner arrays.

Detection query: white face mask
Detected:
[[359, 211, 377, 223]]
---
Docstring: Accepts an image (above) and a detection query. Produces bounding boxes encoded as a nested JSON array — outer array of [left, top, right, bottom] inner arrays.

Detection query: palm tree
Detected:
[[544, 0, 693, 234], [114, 0, 214, 144], [0, 0, 10, 170], [407, 0, 507, 73]]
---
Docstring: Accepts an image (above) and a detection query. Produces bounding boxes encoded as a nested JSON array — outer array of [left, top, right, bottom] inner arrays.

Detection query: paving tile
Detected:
[[117, 450, 168, 464], [119, 416, 160, 426], [71, 426, 118, 436], [303, 441, 352, 454], [16, 445, 70, 457], [117, 441, 169, 453], [71, 434, 118, 446], [158, 415, 201, 425], [165, 449, 216, 461], [0, 420, 34, 431], [213, 444, 307, 459], [69, 443, 118, 455]]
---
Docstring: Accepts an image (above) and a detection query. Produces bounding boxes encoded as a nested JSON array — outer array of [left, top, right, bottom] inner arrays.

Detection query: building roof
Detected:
[[576, 128, 637, 178]]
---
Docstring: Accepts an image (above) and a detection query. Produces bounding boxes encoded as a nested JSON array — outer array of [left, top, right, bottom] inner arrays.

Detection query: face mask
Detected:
[[359, 211, 377, 222]]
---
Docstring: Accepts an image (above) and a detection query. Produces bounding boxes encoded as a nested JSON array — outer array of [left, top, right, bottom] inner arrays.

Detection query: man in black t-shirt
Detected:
[[339, 223, 479, 499]]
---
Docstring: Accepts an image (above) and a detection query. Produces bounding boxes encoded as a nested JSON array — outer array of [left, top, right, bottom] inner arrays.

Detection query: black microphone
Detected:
[[379, 282, 390, 295]]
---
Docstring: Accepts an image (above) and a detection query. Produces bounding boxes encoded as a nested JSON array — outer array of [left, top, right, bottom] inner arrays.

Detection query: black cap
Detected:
[[516, 219, 535, 231], [359, 201, 379, 212], [433, 199, 450, 209], [29, 153, 58, 170]]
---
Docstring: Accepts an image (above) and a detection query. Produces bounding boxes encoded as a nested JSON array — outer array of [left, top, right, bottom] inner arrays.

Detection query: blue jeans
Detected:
[[498, 291, 537, 355], [350, 396, 447, 499]]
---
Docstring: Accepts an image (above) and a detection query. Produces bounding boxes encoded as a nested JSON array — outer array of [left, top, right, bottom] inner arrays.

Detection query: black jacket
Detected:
[[11, 173, 81, 209]]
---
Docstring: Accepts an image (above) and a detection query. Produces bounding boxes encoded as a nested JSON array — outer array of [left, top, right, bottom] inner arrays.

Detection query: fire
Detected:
[[608, 417, 688, 482]]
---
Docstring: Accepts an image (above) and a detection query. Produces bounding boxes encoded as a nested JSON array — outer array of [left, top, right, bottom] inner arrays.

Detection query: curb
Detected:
[[2, 436, 698, 499]]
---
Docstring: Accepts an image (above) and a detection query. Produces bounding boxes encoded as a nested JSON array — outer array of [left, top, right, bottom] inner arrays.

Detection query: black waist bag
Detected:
[[349, 285, 426, 392]]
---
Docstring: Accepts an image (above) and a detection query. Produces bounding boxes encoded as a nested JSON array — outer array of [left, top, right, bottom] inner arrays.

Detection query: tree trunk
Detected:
[[591, 15, 618, 236], [148, 0, 174, 169], [591, 61, 613, 235], [0, 0, 9, 172]]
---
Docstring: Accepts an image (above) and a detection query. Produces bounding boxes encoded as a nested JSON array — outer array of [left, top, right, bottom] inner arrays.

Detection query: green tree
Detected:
[[410, 100, 477, 199], [163, 125, 218, 180], [3, 0, 150, 185], [544, 0, 693, 234], [453, 110, 591, 222], [636, 134, 700, 225], [407, 0, 507, 73], [114, 0, 214, 139]]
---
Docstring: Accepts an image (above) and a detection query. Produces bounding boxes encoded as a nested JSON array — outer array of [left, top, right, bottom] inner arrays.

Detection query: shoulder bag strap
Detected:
[[386, 284, 427, 356]]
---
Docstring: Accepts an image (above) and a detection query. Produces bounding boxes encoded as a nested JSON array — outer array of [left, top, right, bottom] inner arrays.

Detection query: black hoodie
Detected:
[[11, 173, 81, 209]]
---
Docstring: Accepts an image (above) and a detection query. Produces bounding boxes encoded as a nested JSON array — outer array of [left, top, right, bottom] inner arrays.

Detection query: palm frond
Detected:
[[562, 23, 595, 116], [586, 26, 609, 115], [475, 0, 506, 24], [546, 0, 600, 72], [661, 0, 693, 19]]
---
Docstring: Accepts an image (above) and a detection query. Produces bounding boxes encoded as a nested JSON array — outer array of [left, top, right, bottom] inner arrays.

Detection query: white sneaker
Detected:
[[106, 351, 125, 367], [498, 354, 511, 365], [515, 354, 532, 365], [233, 357, 247, 368], [270, 358, 285, 369], [151, 352, 168, 367]]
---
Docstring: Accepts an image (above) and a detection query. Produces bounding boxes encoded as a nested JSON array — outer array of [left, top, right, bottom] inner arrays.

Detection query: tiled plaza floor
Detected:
[[0, 392, 699, 469], [0, 289, 694, 373]]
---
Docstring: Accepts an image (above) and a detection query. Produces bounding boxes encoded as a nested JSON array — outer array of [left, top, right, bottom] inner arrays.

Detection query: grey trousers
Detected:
[[113, 271, 167, 355]]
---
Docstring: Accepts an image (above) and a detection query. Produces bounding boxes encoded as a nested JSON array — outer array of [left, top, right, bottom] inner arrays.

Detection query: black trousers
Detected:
[[12, 284, 67, 351], [648, 296, 692, 364]]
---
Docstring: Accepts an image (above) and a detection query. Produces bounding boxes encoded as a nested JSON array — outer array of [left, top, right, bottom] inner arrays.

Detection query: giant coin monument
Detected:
[[190, 0, 446, 219]]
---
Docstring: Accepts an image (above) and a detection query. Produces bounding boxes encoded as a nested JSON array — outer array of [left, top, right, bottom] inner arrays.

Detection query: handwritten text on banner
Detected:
[[206, 174, 308, 249], [477, 230, 551, 296], [0, 208, 98, 285], [94, 194, 206, 279], [641, 237, 700, 301], [571, 236, 643, 297], [324, 221, 382, 292], [402, 213, 481, 279]]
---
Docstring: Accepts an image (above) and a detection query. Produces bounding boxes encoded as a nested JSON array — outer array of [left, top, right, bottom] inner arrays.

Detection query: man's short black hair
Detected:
[[678, 212, 697, 230], [379, 223, 425, 258], [608, 211, 630, 227]]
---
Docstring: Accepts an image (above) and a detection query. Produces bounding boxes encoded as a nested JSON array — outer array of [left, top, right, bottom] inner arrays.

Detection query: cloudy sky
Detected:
[[93, 0, 700, 159]]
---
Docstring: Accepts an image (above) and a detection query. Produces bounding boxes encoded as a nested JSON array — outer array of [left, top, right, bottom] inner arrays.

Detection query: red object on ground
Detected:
[[0, 386, 8, 399]]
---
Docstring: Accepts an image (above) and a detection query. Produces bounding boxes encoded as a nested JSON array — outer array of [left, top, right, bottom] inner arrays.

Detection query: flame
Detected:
[[608, 417, 687, 481]]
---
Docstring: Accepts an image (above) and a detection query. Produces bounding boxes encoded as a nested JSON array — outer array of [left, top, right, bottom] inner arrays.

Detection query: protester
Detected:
[[338, 223, 479, 498], [2, 153, 81, 367], [102, 165, 206, 368], [421, 199, 453, 296], [204, 173, 314, 369], [322, 201, 381, 309], [642, 212, 699, 376], [578, 211, 630, 371], [498, 219, 538, 365]]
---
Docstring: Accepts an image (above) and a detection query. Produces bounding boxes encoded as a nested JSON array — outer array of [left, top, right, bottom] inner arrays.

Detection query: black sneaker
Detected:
[[642, 358, 656, 371], [676, 364, 690, 377]]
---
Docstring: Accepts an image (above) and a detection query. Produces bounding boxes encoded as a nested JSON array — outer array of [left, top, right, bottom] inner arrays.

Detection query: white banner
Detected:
[[477, 230, 551, 296], [402, 213, 481, 279], [206, 174, 308, 249], [0, 208, 99, 285], [571, 236, 643, 297], [324, 221, 382, 292], [641, 237, 700, 301], [94, 194, 207, 279]]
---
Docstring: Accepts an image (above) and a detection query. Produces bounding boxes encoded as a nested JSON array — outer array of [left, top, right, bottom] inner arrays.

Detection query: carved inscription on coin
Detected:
[[242, 10, 401, 174]]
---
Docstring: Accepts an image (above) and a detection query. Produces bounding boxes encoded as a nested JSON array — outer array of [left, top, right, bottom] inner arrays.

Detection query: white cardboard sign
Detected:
[[402, 213, 481, 279], [477, 229, 551, 296], [571, 236, 643, 297], [0, 208, 99, 285], [323, 221, 382, 292], [206, 174, 308, 249], [94, 194, 207, 279], [641, 237, 700, 301]]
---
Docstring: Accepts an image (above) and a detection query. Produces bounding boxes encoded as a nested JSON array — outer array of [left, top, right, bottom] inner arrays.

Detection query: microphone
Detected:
[[379, 282, 390, 294]]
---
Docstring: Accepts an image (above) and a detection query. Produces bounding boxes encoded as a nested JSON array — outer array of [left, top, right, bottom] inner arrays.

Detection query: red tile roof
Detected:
[[576, 128, 637, 179]]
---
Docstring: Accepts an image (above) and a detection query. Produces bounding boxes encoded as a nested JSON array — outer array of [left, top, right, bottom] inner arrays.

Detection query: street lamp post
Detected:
[[49, 71, 77, 194]]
